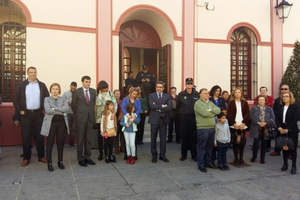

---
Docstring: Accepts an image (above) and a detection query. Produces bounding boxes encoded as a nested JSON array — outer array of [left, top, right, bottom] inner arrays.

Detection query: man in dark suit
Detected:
[[13, 66, 49, 166], [72, 76, 97, 167], [148, 81, 172, 163]]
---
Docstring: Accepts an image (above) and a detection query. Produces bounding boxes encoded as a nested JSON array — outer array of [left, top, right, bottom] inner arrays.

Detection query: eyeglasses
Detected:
[[281, 88, 289, 90], [282, 95, 290, 98], [186, 83, 193, 85]]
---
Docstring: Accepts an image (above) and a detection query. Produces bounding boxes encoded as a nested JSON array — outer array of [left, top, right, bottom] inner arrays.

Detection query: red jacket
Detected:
[[226, 99, 250, 127]]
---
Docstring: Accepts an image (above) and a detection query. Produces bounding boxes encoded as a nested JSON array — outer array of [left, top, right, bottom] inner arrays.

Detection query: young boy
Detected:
[[214, 112, 231, 171]]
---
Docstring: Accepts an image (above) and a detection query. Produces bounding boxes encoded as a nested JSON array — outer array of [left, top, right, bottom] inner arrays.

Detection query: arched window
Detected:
[[230, 27, 257, 99], [0, 0, 26, 102]]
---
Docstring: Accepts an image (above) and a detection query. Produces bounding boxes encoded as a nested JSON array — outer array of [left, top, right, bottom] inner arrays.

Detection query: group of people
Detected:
[[12, 66, 299, 175]]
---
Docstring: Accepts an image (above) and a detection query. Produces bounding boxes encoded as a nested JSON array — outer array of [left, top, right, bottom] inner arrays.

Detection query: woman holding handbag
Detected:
[[276, 91, 299, 174], [250, 95, 275, 164], [226, 88, 250, 164]]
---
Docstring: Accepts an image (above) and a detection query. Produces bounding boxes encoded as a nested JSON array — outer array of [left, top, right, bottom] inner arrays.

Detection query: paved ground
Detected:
[[1, 135, 300, 200]]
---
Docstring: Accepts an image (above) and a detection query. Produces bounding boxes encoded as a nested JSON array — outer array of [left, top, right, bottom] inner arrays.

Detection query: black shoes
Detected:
[[291, 166, 296, 174], [85, 158, 96, 165], [223, 164, 230, 170], [110, 155, 117, 163], [48, 163, 54, 172], [281, 164, 288, 171], [159, 157, 169, 163], [98, 154, 103, 161], [79, 160, 88, 167], [198, 166, 207, 173], [206, 164, 218, 169], [219, 164, 225, 171], [167, 139, 172, 143], [152, 157, 157, 163], [250, 158, 255, 163], [105, 156, 110, 163], [179, 156, 186, 161], [260, 160, 265, 164], [58, 162, 65, 170]]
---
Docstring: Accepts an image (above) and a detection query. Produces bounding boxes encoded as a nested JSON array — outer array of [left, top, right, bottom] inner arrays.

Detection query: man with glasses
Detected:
[[270, 84, 290, 156], [176, 78, 199, 161]]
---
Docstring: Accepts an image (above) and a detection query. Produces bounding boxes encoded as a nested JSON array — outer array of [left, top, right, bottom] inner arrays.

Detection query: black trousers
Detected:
[[151, 117, 167, 157], [76, 120, 93, 161], [67, 114, 76, 144], [104, 137, 115, 156], [136, 113, 147, 143], [283, 136, 298, 167], [97, 123, 104, 156], [168, 115, 180, 142], [20, 110, 45, 160], [252, 128, 267, 161], [179, 114, 197, 158], [46, 120, 66, 163]]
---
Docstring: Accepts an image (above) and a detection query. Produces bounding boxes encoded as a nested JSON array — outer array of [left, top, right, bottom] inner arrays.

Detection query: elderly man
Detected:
[[194, 88, 221, 172]]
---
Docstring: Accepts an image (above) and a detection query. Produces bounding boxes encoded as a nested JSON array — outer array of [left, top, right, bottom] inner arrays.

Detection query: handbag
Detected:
[[100, 128, 116, 137], [275, 136, 294, 151], [106, 128, 116, 137], [268, 119, 277, 139]]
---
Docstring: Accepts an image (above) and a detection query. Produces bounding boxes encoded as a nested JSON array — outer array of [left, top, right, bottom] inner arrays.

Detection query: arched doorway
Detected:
[[119, 20, 170, 96], [0, 0, 26, 102], [230, 27, 257, 100]]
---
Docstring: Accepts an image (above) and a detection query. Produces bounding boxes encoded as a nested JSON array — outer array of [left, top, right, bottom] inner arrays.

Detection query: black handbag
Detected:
[[275, 136, 294, 151], [268, 119, 277, 139]]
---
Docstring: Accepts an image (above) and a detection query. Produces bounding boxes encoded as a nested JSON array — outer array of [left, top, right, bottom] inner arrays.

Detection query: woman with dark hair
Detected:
[[136, 85, 148, 145], [95, 80, 117, 161], [209, 85, 226, 110], [226, 88, 250, 164], [250, 95, 275, 164], [276, 91, 299, 174]]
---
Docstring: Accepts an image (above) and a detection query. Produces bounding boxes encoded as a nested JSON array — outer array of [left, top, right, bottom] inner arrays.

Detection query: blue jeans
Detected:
[[217, 142, 229, 165], [197, 128, 215, 168]]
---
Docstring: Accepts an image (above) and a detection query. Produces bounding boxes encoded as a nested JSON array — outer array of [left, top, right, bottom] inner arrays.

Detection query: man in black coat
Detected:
[[148, 81, 171, 163], [13, 66, 49, 166]]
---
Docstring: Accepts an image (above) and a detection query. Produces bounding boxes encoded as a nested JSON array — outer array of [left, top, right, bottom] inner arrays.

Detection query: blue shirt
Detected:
[[26, 80, 40, 109]]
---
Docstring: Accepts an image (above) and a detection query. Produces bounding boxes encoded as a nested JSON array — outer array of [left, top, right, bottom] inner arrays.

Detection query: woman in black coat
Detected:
[[276, 91, 299, 174]]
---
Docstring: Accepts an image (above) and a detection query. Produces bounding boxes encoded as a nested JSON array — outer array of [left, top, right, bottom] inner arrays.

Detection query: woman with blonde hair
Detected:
[[41, 83, 69, 172], [226, 88, 250, 164], [276, 91, 299, 174]]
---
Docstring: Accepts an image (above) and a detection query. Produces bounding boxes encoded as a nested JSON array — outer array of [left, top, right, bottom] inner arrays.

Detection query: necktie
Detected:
[[85, 89, 90, 104], [159, 93, 162, 103]]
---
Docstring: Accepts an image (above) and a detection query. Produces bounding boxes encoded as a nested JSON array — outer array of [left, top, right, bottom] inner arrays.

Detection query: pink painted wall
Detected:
[[271, 0, 283, 98], [97, 0, 113, 87], [182, 0, 195, 87]]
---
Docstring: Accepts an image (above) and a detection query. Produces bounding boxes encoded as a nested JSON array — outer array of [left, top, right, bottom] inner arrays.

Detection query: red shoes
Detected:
[[126, 156, 131, 164], [126, 156, 136, 164]]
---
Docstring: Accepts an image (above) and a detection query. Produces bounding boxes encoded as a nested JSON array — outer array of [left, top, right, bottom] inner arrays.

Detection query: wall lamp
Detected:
[[196, 1, 215, 11], [275, 0, 293, 23]]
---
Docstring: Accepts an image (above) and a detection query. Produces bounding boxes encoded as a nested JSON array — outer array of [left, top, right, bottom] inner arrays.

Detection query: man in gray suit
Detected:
[[148, 81, 172, 163], [72, 76, 96, 167]]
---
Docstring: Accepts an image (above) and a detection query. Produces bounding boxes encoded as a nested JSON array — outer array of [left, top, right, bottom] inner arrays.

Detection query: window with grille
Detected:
[[0, 0, 26, 102], [230, 28, 251, 99]]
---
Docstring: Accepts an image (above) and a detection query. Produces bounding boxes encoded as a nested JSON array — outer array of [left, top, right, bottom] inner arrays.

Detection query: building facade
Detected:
[[0, 0, 299, 145]]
